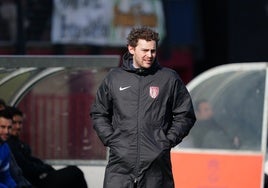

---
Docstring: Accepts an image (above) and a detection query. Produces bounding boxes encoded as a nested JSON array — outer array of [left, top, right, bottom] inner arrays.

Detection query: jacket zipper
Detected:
[[134, 75, 142, 186], [134, 178, 138, 188]]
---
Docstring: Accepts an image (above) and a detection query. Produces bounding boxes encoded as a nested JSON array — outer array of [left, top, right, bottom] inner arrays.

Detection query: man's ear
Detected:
[[128, 45, 135, 55]]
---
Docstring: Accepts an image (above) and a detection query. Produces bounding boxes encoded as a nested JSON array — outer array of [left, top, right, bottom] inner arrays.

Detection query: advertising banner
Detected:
[[51, 0, 165, 46]]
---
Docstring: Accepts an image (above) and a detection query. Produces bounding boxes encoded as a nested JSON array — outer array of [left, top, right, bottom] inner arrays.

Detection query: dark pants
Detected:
[[38, 166, 87, 188], [264, 173, 268, 188]]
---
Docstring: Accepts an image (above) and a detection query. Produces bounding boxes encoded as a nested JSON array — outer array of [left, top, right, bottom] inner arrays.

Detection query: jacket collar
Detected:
[[121, 52, 160, 75]]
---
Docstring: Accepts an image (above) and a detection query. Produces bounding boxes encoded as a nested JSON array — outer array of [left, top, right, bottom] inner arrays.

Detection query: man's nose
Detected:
[[147, 51, 152, 57], [4, 127, 9, 134]]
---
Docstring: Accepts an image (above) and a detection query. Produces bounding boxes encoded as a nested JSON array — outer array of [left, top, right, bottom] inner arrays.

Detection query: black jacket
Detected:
[[7, 136, 55, 186], [9, 152, 33, 188], [90, 52, 196, 188]]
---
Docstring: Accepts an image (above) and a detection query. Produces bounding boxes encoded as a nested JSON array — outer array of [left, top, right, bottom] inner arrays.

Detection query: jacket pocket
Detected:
[[154, 128, 172, 150]]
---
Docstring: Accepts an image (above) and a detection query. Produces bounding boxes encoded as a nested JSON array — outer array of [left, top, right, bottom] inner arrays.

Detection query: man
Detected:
[[0, 102, 33, 188], [191, 99, 239, 149], [0, 109, 17, 188], [90, 26, 196, 188], [7, 107, 88, 188]]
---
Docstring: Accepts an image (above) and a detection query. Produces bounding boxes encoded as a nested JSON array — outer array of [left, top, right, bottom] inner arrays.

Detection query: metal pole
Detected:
[[15, 0, 26, 54]]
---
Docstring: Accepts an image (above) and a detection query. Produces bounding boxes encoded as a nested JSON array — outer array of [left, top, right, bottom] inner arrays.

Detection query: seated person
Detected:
[[0, 109, 17, 188], [7, 107, 88, 188], [0, 101, 32, 188], [190, 99, 239, 149]]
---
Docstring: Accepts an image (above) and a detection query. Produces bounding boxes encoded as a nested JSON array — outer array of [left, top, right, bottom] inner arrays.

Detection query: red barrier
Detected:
[[171, 150, 264, 188]]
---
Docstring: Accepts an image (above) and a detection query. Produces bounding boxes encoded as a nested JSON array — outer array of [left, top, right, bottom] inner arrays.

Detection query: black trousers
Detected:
[[38, 166, 88, 188]]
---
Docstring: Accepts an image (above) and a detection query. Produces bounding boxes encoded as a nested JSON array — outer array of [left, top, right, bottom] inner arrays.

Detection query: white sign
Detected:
[[51, 0, 165, 46]]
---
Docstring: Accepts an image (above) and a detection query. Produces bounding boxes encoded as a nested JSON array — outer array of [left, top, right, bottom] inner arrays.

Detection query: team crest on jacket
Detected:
[[149, 86, 159, 99]]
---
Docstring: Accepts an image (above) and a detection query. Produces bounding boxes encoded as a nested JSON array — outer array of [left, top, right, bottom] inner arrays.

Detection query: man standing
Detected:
[[0, 109, 17, 188], [90, 26, 196, 188]]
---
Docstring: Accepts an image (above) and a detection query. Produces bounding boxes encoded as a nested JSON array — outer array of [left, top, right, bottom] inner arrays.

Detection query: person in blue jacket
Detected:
[[7, 106, 88, 188], [90, 26, 196, 188], [0, 109, 16, 188]]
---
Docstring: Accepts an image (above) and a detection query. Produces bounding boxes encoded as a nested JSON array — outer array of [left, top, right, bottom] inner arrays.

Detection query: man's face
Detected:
[[11, 114, 23, 137], [128, 39, 157, 69], [197, 102, 213, 120], [0, 117, 12, 142]]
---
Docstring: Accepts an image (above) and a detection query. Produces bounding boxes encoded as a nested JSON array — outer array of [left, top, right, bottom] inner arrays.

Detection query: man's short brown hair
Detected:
[[127, 26, 159, 47]]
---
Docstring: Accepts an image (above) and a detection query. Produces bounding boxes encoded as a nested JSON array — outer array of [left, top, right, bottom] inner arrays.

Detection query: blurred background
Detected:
[[0, 0, 268, 83], [1, 3, 268, 186]]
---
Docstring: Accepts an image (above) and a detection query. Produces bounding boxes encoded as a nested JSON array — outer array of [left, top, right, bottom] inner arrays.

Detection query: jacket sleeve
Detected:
[[166, 77, 196, 147], [7, 139, 54, 182], [90, 77, 114, 146], [0, 144, 17, 188]]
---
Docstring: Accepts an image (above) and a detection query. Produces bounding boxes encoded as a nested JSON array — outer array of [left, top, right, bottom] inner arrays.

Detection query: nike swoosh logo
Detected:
[[119, 86, 131, 91]]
